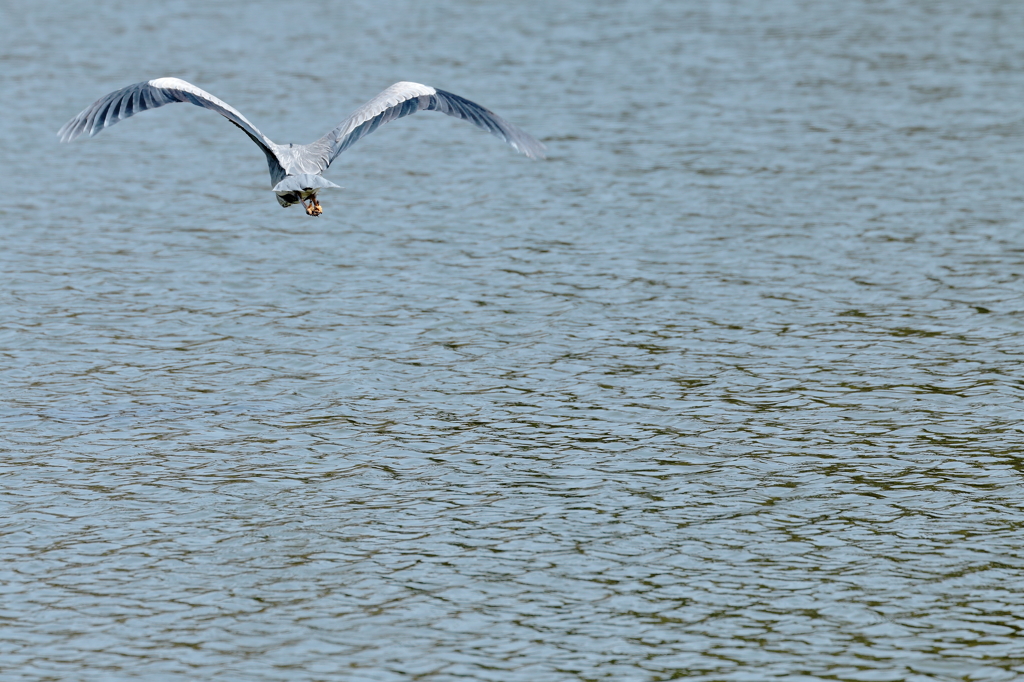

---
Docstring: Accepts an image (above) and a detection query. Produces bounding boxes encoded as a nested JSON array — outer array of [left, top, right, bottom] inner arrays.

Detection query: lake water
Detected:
[[2, 0, 1024, 679]]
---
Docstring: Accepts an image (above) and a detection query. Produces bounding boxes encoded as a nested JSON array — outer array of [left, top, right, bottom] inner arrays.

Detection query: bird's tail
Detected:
[[272, 174, 341, 206]]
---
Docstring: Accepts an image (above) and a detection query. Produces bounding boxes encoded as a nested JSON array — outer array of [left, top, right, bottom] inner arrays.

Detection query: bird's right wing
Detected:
[[308, 82, 545, 171], [57, 78, 278, 159]]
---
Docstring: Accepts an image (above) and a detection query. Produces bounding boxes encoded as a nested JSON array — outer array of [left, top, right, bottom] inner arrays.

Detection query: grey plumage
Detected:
[[58, 78, 545, 215]]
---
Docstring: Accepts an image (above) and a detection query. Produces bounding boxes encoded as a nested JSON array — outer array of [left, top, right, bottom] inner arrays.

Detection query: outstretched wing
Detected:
[[309, 82, 545, 170], [57, 78, 277, 158]]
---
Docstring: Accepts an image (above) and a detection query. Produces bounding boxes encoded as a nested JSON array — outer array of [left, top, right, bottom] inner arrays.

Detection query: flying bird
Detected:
[[58, 78, 545, 216]]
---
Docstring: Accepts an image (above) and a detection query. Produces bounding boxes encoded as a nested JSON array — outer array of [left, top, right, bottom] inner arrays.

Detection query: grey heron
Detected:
[[58, 78, 545, 216]]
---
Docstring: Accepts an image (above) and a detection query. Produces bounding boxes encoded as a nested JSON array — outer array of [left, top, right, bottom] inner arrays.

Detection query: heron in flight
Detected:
[[58, 78, 545, 216]]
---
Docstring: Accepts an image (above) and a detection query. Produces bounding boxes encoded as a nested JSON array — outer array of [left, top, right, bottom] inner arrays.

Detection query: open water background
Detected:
[[2, 0, 1024, 679]]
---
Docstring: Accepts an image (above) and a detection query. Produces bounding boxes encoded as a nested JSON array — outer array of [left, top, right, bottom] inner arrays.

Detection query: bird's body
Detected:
[[58, 78, 544, 216]]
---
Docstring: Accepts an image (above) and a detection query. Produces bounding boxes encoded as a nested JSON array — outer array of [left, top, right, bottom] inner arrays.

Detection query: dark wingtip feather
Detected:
[[432, 88, 545, 160], [57, 116, 82, 143]]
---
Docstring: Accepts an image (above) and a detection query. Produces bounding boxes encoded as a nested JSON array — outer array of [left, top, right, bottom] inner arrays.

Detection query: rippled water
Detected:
[[3, 0, 1024, 679]]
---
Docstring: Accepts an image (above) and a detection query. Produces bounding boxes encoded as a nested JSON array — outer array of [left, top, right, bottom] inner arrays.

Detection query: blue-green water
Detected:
[[2, 1, 1024, 679]]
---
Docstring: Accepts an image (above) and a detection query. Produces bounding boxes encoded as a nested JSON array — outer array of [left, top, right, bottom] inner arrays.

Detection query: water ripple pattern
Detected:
[[2, 0, 1024, 680]]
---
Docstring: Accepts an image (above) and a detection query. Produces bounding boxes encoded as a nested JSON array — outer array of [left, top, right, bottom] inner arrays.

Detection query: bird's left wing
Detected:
[[57, 78, 277, 157], [308, 82, 545, 171]]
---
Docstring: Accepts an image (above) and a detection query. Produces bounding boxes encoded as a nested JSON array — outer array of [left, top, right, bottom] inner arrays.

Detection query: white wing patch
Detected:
[[341, 82, 437, 135], [148, 77, 238, 114]]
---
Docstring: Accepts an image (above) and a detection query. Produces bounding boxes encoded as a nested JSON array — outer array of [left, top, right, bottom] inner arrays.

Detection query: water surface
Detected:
[[2, 1, 1024, 680]]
